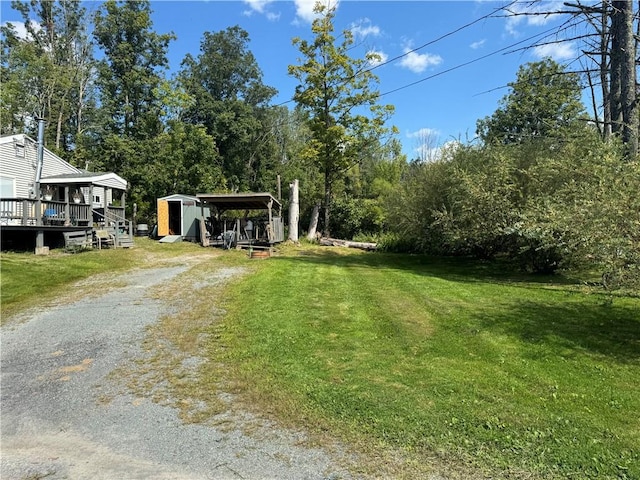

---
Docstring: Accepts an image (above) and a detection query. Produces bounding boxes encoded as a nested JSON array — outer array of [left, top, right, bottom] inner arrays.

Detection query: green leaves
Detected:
[[179, 26, 277, 191], [288, 3, 396, 235], [477, 59, 589, 145], [93, 0, 174, 138]]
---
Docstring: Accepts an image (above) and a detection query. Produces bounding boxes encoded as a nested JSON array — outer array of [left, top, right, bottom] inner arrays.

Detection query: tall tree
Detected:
[[179, 26, 277, 192], [93, 0, 174, 141], [476, 59, 588, 144], [610, 0, 638, 156], [288, 3, 395, 236], [503, 1, 639, 156], [1, 0, 94, 153]]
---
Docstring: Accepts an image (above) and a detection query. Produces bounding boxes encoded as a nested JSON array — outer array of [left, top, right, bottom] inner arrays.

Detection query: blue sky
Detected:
[[2, 1, 582, 159]]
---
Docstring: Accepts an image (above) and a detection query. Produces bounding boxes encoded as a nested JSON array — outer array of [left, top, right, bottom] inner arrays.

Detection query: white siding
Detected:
[[0, 135, 80, 198]]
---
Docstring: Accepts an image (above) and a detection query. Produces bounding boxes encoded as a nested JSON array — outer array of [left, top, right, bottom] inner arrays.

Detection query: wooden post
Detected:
[[277, 174, 282, 200], [288, 179, 299, 242], [64, 186, 70, 225]]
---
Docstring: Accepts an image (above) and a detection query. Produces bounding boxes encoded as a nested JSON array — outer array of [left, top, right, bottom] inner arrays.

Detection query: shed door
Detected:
[[157, 199, 169, 236]]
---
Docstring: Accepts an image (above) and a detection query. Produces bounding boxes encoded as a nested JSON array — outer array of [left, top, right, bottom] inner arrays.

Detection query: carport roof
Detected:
[[196, 192, 281, 212]]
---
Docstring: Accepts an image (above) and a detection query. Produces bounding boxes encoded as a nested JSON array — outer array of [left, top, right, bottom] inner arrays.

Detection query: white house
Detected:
[[0, 134, 131, 250]]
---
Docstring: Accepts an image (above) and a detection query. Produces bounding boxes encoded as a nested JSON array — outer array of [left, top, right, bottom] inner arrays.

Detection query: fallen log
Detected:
[[319, 237, 378, 251]]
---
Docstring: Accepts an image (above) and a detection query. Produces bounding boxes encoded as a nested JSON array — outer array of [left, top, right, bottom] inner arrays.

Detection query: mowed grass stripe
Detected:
[[211, 248, 639, 479]]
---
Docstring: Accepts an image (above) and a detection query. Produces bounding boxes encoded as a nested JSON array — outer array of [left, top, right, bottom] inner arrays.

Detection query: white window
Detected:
[[1, 176, 15, 198], [94, 195, 101, 203]]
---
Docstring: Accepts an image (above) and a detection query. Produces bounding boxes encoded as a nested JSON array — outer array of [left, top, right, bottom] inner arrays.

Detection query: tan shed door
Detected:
[[157, 199, 169, 236]]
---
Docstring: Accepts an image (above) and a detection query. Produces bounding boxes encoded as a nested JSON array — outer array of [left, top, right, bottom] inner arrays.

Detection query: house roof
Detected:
[[196, 192, 281, 212], [0, 133, 35, 145], [40, 172, 128, 190]]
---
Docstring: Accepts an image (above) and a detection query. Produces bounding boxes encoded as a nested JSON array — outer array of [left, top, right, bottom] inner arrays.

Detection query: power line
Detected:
[[377, 18, 579, 99], [276, 0, 519, 107], [365, 0, 520, 74]]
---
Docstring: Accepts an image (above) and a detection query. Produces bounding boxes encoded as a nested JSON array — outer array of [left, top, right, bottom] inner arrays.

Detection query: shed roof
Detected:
[[196, 192, 281, 212], [158, 193, 200, 202]]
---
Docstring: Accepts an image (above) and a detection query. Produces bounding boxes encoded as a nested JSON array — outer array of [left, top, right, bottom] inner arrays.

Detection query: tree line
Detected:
[[1, 1, 638, 287]]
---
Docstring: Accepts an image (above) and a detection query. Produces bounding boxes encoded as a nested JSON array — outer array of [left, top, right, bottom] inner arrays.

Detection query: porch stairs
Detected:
[[114, 231, 134, 248]]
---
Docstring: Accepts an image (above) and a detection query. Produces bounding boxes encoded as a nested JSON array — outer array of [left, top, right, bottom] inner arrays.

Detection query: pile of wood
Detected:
[[319, 237, 377, 251]]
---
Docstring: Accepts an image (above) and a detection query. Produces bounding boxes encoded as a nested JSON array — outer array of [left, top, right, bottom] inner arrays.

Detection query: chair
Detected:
[[94, 229, 115, 249], [44, 208, 57, 225]]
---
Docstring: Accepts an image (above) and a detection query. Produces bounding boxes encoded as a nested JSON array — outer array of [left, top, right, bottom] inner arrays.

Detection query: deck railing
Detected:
[[1, 198, 92, 226]]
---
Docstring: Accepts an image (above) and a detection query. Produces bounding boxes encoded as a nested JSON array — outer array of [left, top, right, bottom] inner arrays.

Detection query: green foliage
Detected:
[[477, 58, 589, 145], [93, 0, 174, 139], [388, 59, 638, 288], [517, 141, 640, 288], [387, 132, 640, 287], [1, 0, 95, 150], [328, 197, 384, 239], [213, 248, 640, 478], [288, 3, 396, 235], [179, 26, 277, 191]]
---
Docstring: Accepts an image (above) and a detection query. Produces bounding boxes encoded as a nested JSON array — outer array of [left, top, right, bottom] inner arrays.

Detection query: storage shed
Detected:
[[156, 194, 209, 242]]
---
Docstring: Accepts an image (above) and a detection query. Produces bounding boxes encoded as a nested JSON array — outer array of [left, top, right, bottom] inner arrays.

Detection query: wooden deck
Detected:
[[0, 198, 134, 251]]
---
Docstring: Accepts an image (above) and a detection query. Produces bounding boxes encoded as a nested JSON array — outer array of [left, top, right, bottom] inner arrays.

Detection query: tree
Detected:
[[288, 3, 395, 236], [1, 0, 95, 153], [500, 1, 639, 156], [179, 26, 277, 191], [93, 0, 174, 140], [610, 0, 638, 156], [476, 59, 588, 145]]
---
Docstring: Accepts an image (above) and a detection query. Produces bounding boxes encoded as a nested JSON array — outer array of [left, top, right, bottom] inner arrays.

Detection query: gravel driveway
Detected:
[[1, 260, 353, 480]]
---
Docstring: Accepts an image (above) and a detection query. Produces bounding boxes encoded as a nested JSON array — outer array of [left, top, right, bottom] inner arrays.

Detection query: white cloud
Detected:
[[505, 1, 566, 36], [470, 39, 486, 50], [407, 128, 442, 162], [243, 0, 271, 13], [407, 127, 439, 139], [2, 20, 39, 40], [242, 0, 280, 20], [294, 0, 339, 24], [266, 11, 281, 21], [350, 18, 381, 39], [398, 49, 442, 74], [533, 41, 576, 61], [367, 49, 388, 67]]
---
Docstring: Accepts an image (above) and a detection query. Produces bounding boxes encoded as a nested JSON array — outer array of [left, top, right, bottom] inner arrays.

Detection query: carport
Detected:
[[196, 192, 284, 248]]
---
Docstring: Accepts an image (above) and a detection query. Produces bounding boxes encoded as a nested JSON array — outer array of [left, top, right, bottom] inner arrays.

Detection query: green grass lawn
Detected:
[[210, 246, 640, 479], [3, 242, 638, 478]]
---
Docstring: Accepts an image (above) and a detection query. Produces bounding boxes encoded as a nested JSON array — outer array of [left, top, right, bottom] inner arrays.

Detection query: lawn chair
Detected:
[[94, 229, 115, 249]]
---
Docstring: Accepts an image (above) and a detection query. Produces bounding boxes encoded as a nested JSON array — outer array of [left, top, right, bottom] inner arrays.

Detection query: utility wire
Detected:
[[377, 20, 573, 99], [276, 0, 519, 107], [365, 0, 520, 73]]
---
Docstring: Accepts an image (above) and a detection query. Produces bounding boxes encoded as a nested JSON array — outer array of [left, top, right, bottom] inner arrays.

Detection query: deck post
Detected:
[[64, 186, 70, 225]]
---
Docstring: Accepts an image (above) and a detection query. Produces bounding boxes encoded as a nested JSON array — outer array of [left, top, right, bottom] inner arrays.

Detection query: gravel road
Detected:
[[1, 260, 353, 480]]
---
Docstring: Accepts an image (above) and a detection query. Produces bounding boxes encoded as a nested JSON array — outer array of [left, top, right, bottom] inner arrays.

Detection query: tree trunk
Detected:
[[319, 237, 377, 251], [323, 172, 331, 237], [599, 4, 612, 140], [610, 2, 624, 136], [613, 0, 638, 156], [307, 202, 320, 241], [609, 0, 638, 157], [288, 179, 299, 242]]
